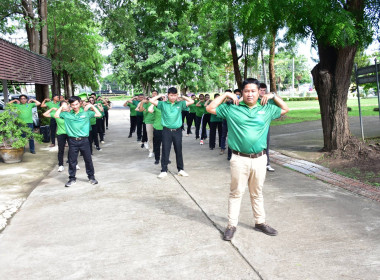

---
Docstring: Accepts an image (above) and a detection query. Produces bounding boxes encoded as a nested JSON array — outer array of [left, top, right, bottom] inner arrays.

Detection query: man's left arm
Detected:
[[181, 95, 194, 107], [29, 98, 41, 106], [85, 104, 101, 117], [261, 93, 289, 116]]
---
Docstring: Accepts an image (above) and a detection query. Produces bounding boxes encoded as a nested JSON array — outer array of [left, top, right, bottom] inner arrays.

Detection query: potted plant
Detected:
[[0, 105, 42, 163]]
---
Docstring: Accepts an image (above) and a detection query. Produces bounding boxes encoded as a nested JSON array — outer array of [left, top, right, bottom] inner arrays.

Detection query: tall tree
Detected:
[[48, 0, 103, 97], [287, 0, 379, 151]]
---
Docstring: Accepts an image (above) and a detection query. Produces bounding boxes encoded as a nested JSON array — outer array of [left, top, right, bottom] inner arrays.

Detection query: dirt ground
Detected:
[[316, 137, 380, 187]]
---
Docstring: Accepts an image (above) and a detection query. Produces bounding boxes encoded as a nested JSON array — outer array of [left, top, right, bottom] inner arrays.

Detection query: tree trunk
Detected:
[[228, 21, 242, 90], [22, 0, 39, 53], [63, 70, 73, 97], [268, 30, 277, 93], [243, 43, 248, 80], [261, 49, 267, 85], [311, 44, 357, 151], [52, 71, 61, 96]]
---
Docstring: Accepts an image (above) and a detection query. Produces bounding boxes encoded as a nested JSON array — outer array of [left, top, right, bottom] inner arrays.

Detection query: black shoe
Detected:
[[154, 160, 159, 165], [128, 134, 132, 138], [141, 143, 144, 148], [89, 178, 98, 185], [65, 179, 76, 187], [189, 131, 192, 134], [30, 151, 36, 154], [137, 138, 141, 142], [210, 147, 214, 150], [96, 147, 102, 151], [223, 226, 236, 241], [168, 160, 171, 164], [254, 223, 278, 236], [106, 127, 108, 130], [227, 157, 231, 160]]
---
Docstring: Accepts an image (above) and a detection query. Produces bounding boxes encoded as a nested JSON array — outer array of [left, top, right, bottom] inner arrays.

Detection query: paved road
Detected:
[[0, 109, 379, 279]]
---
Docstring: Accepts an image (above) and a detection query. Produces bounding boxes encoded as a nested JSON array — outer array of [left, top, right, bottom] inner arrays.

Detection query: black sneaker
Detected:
[[128, 134, 132, 138], [89, 178, 98, 185], [223, 226, 236, 241], [65, 179, 76, 187], [254, 223, 278, 236], [154, 160, 159, 165], [96, 147, 102, 151]]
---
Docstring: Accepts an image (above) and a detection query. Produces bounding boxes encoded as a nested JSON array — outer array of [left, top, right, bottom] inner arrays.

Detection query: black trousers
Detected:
[[187, 112, 196, 134], [181, 111, 189, 130], [96, 118, 104, 141], [129, 116, 137, 136], [57, 134, 68, 166], [209, 121, 222, 149], [104, 110, 109, 129], [50, 118, 57, 145], [68, 137, 95, 180], [201, 114, 210, 140], [136, 115, 143, 141], [89, 124, 99, 153], [194, 115, 202, 139], [101, 116, 106, 136], [142, 123, 147, 143], [161, 127, 184, 172], [153, 128, 163, 161]]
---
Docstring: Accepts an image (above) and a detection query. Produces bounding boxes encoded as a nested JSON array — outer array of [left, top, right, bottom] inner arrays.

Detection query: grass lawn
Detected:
[[272, 98, 379, 126]]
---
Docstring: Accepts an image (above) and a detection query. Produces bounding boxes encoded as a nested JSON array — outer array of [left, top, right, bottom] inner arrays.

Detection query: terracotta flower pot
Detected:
[[0, 147, 25, 163]]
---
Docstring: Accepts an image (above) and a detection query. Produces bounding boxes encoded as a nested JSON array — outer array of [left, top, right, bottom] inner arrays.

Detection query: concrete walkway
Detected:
[[0, 108, 379, 279]]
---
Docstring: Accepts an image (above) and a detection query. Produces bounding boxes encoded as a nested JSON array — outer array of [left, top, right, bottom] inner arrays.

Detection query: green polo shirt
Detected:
[[152, 106, 163, 130], [132, 100, 143, 116], [45, 101, 60, 109], [195, 101, 206, 117], [216, 101, 281, 154], [50, 111, 66, 135], [157, 100, 187, 129], [90, 116, 96, 125], [13, 103, 36, 124], [127, 102, 137, 116], [210, 114, 223, 122], [59, 108, 95, 137], [189, 103, 197, 113], [143, 103, 155, 124]]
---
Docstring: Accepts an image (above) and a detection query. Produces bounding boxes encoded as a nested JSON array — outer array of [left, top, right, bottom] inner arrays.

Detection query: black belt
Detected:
[[232, 149, 266, 158], [163, 127, 181, 132], [69, 137, 85, 141]]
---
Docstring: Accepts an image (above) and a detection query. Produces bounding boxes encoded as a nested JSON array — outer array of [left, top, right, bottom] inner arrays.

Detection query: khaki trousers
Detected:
[[228, 153, 267, 227], [146, 124, 154, 153]]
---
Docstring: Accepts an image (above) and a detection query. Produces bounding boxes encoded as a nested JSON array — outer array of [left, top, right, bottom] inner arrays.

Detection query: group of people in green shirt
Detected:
[[9, 93, 110, 188], [124, 78, 289, 241]]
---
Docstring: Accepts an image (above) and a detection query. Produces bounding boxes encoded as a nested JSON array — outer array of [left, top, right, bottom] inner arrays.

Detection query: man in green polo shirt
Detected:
[[8, 94, 41, 154], [207, 78, 289, 241], [209, 93, 223, 150], [55, 96, 101, 188], [148, 97, 165, 165], [124, 97, 137, 138], [149, 87, 194, 179], [41, 95, 60, 147], [186, 94, 197, 136], [133, 94, 146, 143], [194, 94, 205, 140]]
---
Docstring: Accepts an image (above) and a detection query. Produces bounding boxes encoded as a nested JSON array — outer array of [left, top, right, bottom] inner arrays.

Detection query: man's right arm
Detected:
[[149, 94, 164, 106], [206, 93, 238, 115], [41, 98, 50, 108]]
